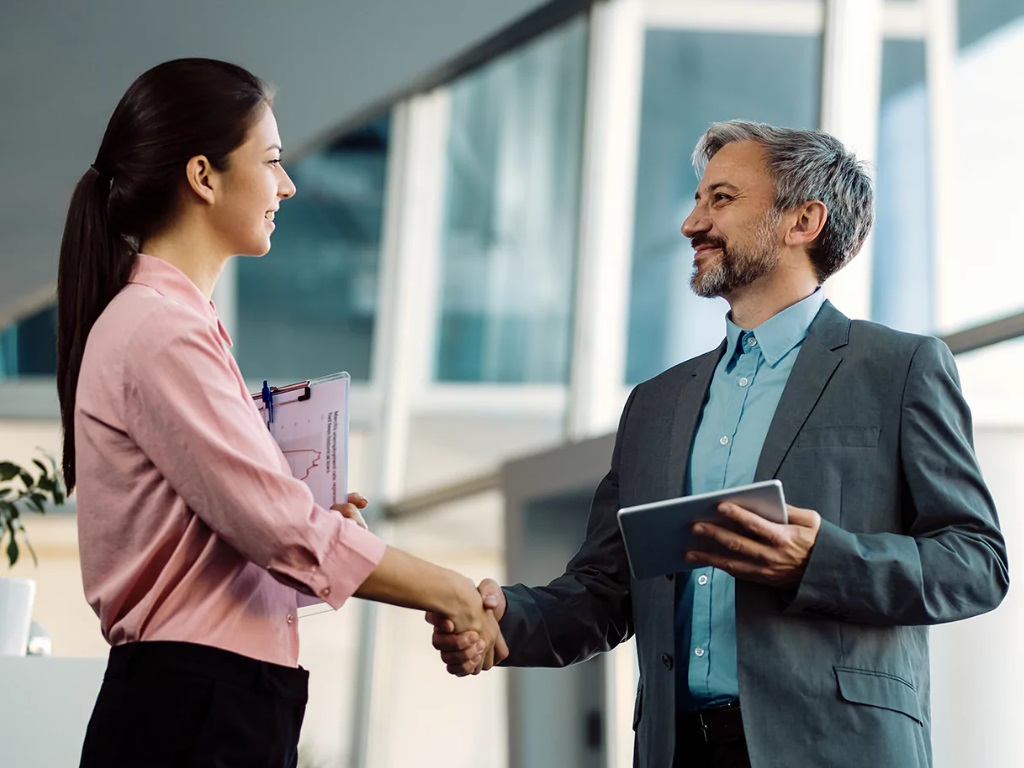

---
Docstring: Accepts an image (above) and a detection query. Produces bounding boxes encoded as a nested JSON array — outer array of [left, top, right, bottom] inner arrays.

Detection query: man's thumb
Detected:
[[478, 578, 505, 617]]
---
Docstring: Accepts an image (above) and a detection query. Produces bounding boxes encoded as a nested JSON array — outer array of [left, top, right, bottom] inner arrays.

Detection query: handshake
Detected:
[[425, 578, 509, 676]]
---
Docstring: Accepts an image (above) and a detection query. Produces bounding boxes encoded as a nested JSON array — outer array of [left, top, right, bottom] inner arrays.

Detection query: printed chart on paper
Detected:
[[257, 375, 349, 509]]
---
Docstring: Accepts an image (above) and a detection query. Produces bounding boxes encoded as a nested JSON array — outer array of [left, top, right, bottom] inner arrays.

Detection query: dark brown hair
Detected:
[[56, 58, 273, 490]]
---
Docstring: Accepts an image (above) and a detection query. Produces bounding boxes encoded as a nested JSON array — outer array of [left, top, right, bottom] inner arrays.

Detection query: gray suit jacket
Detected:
[[499, 302, 1009, 768]]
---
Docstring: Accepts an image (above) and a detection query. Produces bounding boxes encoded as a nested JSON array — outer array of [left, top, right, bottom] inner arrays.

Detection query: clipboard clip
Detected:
[[254, 379, 313, 428], [261, 380, 274, 426]]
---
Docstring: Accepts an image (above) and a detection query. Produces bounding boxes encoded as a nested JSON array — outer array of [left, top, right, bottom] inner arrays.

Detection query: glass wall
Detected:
[[626, 29, 823, 384], [941, 0, 1024, 330], [0, 302, 57, 379], [235, 115, 391, 383], [872, 38, 932, 333], [435, 16, 588, 384]]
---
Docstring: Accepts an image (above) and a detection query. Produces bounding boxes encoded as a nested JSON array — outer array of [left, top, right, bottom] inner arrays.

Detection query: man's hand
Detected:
[[685, 503, 821, 589], [425, 578, 507, 676], [331, 492, 369, 529]]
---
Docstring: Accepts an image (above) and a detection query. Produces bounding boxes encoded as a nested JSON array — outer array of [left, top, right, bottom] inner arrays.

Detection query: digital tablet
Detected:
[[616, 479, 787, 580]]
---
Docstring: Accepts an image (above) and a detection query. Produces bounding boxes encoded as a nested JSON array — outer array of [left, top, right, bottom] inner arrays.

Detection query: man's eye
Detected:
[[714, 193, 732, 203]]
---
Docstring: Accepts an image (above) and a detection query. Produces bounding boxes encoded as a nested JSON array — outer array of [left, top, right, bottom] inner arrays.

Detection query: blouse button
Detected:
[[286, 613, 295, 625]]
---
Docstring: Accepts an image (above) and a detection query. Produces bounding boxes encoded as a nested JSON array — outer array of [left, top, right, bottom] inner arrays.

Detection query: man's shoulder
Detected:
[[634, 344, 723, 394], [845, 318, 944, 357]]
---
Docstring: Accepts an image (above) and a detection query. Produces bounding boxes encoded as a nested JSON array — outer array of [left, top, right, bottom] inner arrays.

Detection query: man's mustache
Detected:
[[691, 233, 726, 250]]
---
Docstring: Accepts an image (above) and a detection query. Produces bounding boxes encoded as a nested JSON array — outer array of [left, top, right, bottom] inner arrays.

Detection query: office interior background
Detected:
[[2, 0, 1023, 765]]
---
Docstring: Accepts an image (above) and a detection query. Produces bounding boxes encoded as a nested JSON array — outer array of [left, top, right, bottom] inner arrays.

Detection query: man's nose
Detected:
[[681, 206, 709, 238]]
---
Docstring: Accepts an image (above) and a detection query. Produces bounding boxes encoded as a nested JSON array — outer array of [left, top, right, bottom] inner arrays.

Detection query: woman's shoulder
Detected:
[[90, 282, 219, 361]]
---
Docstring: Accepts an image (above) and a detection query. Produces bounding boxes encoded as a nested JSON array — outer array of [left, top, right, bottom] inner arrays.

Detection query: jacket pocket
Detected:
[[632, 680, 643, 731], [834, 666, 923, 725], [796, 426, 880, 448]]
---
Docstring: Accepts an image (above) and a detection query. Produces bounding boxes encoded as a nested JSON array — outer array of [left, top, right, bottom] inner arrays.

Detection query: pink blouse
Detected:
[[74, 254, 385, 666]]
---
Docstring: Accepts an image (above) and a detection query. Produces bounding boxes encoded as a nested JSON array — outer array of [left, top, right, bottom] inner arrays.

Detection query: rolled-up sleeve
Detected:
[[121, 305, 385, 610]]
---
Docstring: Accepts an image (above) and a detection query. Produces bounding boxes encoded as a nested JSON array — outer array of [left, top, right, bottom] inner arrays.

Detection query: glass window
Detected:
[[235, 116, 390, 383], [959, 0, 1024, 50], [941, 3, 1024, 330], [872, 39, 932, 333], [627, 30, 823, 384], [435, 16, 588, 383], [0, 302, 57, 379]]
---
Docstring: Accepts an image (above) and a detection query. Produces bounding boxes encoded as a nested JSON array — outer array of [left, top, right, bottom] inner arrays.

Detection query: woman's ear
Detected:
[[185, 155, 216, 205], [785, 200, 828, 248]]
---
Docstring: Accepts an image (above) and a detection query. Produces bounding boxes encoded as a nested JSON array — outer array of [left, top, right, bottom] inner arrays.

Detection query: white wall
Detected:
[[931, 426, 1024, 768]]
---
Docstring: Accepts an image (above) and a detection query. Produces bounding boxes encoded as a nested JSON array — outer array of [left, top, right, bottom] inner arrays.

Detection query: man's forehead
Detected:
[[698, 140, 771, 191]]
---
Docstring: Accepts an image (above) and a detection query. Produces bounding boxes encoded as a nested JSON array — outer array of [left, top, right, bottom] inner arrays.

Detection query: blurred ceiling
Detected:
[[0, 0, 552, 325]]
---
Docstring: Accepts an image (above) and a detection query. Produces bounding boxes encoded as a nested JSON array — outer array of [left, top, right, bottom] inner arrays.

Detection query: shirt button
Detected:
[[719, 436, 729, 446], [694, 647, 705, 658], [697, 574, 709, 586], [286, 613, 295, 625], [738, 377, 749, 387], [661, 653, 674, 670], [321, 587, 331, 598], [748, 337, 758, 347]]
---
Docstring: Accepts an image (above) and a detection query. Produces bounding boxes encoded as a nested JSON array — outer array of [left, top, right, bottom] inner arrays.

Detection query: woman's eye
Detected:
[[269, 158, 282, 166]]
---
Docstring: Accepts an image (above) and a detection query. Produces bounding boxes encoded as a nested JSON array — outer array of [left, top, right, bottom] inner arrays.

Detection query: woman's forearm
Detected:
[[355, 545, 478, 628]]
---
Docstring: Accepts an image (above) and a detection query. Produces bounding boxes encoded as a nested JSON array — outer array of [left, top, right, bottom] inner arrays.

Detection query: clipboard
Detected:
[[251, 371, 350, 616]]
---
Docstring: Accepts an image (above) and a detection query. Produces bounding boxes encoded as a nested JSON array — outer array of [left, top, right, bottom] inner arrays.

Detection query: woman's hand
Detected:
[[330, 491, 369, 530], [445, 576, 509, 674]]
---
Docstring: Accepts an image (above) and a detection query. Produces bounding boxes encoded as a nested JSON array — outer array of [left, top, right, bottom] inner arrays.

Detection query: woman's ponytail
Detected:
[[56, 165, 134, 491]]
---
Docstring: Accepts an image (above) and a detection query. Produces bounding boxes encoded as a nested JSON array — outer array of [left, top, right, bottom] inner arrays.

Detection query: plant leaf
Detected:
[[37, 476, 55, 494], [0, 488, 10, 499], [32, 458, 48, 476], [0, 462, 21, 482], [15, 519, 38, 567], [19, 471, 35, 492], [5, 521, 18, 568], [28, 493, 47, 514]]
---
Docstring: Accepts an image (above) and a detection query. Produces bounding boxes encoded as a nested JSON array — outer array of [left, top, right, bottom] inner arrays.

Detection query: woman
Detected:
[[57, 58, 503, 768]]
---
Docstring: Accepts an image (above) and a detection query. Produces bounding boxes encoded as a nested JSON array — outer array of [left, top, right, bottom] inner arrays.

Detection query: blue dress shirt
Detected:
[[676, 289, 826, 712]]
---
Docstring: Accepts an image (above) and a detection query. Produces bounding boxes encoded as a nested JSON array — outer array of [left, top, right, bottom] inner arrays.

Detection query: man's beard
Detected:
[[690, 211, 781, 298]]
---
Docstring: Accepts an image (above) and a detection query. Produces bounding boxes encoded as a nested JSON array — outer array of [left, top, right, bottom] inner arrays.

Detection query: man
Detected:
[[429, 121, 1009, 768]]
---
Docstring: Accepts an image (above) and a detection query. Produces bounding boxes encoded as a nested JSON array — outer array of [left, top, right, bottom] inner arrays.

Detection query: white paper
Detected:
[[255, 372, 350, 617]]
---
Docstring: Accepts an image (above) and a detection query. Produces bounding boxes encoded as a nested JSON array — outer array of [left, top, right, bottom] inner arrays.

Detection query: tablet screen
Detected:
[[616, 479, 787, 579]]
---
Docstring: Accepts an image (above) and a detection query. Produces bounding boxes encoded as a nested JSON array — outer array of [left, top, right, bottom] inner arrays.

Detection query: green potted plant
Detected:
[[1, 452, 67, 655]]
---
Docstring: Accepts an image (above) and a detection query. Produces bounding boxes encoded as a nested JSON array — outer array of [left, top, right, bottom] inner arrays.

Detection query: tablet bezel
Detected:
[[616, 479, 787, 580]]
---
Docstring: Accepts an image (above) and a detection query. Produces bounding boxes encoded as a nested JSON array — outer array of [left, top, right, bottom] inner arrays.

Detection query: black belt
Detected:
[[677, 701, 744, 745]]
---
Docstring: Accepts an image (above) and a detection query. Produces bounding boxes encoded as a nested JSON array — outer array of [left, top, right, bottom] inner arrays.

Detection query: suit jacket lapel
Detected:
[[754, 300, 851, 481], [667, 341, 725, 497]]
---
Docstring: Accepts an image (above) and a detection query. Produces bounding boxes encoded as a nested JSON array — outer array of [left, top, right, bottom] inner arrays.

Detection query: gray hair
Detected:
[[692, 120, 874, 283]]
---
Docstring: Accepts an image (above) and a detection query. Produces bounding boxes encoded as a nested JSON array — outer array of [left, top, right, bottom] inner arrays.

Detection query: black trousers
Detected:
[[673, 703, 751, 768], [80, 640, 309, 768], [674, 738, 752, 768]]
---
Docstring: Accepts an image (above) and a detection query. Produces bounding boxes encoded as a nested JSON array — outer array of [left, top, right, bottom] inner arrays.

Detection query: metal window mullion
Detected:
[[819, 0, 884, 321], [882, 0, 927, 39], [565, 0, 645, 444], [924, 0, 957, 331], [353, 90, 450, 768], [211, 256, 237, 341], [643, 0, 824, 33]]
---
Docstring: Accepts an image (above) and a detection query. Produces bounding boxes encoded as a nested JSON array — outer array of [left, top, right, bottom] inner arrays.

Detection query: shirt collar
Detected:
[[724, 288, 825, 366], [128, 253, 233, 347]]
